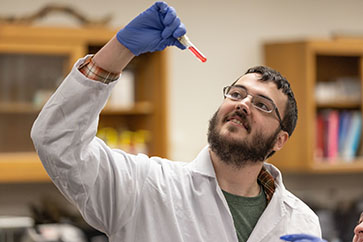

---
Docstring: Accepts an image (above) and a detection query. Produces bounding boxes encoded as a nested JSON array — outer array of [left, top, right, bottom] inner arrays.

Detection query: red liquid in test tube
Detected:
[[188, 46, 207, 63], [178, 35, 207, 63]]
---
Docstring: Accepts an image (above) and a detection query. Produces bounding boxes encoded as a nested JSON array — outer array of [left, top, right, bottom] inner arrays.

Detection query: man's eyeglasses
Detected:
[[223, 85, 284, 129]]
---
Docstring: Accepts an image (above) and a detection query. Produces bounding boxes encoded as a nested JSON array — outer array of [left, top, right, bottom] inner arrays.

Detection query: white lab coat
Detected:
[[31, 57, 322, 242]]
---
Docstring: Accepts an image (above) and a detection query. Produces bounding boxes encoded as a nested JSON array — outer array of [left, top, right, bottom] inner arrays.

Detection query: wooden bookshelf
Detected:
[[0, 24, 168, 182], [264, 38, 363, 173], [311, 158, 363, 173]]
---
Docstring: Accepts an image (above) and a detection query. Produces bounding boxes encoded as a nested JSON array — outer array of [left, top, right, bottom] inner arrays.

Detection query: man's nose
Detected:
[[235, 95, 253, 115], [354, 222, 363, 236]]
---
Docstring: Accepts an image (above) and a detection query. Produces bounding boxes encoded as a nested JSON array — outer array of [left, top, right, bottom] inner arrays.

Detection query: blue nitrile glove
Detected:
[[116, 1, 186, 56], [280, 234, 327, 242]]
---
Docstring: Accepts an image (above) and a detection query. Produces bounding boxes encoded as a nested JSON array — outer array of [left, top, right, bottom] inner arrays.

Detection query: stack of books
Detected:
[[315, 110, 362, 162]]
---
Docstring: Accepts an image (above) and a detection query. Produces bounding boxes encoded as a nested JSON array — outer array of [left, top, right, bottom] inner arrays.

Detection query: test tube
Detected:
[[178, 35, 207, 63]]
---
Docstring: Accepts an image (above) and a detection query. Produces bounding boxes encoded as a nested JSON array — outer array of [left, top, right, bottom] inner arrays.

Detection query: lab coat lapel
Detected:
[[247, 183, 287, 242], [247, 163, 288, 242]]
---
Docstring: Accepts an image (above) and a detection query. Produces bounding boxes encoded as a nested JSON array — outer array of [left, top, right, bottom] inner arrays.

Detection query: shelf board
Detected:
[[311, 158, 363, 173], [0, 102, 154, 115], [316, 100, 361, 109], [102, 101, 154, 115], [0, 102, 40, 114], [0, 152, 50, 183]]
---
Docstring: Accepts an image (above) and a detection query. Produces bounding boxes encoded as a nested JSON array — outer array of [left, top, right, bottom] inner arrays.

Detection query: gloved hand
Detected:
[[280, 234, 327, 242], [117, 1, 186, 56]]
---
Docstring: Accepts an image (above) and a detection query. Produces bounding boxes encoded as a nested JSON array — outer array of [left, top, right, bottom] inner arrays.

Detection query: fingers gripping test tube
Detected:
[[178, 35, 207, 63]]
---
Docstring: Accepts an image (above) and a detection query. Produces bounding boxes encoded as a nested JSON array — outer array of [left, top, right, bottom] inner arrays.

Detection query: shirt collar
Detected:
[[258, 166, 275, 203]]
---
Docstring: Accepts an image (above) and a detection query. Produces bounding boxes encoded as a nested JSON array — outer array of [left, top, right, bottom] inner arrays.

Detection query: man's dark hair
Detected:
[[233, 65, 298, 137]]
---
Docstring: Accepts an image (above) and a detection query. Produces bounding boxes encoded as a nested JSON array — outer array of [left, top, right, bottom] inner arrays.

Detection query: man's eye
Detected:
[[230, 91, 242, 99], [254, 101, 270, 111]]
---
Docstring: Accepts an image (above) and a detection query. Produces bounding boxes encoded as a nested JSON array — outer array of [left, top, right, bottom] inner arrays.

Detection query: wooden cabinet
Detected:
[[264, 38, 363, 173], [0, 24, 168, 182]]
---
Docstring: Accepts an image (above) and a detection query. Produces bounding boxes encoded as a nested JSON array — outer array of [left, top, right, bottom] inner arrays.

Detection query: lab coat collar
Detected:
[[187, 145, 217, 178], [188, 146, 297, 209], [263, 162, 299, 209], [188, 145, 285, 183]]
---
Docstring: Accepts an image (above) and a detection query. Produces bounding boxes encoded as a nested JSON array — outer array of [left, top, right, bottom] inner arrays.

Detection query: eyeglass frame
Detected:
[[223, 85, 284, 130]]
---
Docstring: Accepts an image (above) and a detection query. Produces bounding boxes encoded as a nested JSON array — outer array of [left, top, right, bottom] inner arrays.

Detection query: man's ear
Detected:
[[273, 130, 289, 151]]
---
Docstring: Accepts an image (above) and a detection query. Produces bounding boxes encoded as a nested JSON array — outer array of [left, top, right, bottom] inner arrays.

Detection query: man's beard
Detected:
[[207, 110, 280, 168]]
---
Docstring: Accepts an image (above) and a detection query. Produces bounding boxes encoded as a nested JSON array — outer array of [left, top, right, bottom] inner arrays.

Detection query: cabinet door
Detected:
[[0, 43, 84, 182], [265, 40, 363, 173], [0, 27, 168, 182], [314, 55, 361, 161]]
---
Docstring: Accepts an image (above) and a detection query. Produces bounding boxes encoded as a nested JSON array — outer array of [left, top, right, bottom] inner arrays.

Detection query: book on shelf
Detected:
[[315, 112, 325, 158], [315, 110, 362, 163], [327, 110, 339, 160], [338, 111, 352, 155], [341, 111, 362, 162]]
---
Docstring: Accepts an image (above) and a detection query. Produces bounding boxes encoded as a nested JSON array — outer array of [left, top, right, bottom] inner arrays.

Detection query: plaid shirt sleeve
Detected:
[[78, 55, 120, 84], [258, 166, 276, 204]]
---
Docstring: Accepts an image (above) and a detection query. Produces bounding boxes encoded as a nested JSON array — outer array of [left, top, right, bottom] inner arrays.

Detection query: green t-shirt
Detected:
[[222, 186, 267, 242]]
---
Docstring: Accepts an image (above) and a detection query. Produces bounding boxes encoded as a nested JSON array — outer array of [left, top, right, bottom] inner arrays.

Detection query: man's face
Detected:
[[207, 73, 288, 167]]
